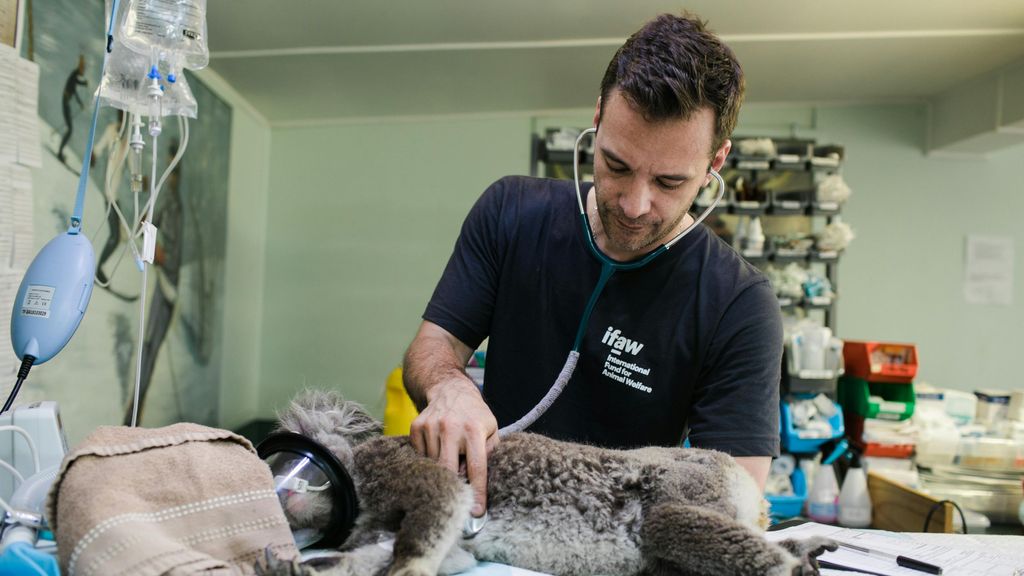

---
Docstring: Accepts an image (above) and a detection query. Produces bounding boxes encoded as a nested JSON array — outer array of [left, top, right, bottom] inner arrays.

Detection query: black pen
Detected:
[[836, 540, 943, 575]]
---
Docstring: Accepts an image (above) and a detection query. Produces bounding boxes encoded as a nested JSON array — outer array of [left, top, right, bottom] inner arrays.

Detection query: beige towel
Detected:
[[47, 423, 299, 576]]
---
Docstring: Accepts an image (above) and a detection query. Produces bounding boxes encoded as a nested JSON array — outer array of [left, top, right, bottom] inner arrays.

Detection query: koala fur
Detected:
[[260, 390, 835, 576]]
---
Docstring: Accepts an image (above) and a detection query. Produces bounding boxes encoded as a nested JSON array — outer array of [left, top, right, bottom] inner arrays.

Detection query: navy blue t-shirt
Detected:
[[424, 176, 781, 456]]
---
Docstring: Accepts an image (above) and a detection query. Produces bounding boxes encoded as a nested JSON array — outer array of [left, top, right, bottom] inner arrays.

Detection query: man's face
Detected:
[[590, 90, 729, 261]]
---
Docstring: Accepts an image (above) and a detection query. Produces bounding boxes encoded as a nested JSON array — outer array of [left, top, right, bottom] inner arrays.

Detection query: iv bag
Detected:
[[119, 0, 209, 71], [98, 7, 198, 119]]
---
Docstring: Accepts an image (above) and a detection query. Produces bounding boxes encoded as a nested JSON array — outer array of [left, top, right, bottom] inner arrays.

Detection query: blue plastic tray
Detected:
[[767, 467, 807, 521], [780, 399, 845, 454]]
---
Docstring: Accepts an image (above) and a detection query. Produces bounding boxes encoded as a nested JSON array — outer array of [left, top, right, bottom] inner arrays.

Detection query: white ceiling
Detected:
[[205, 0, 1024, 125]]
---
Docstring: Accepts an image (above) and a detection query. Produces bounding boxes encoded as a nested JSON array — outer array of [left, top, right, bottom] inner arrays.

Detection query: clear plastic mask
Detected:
[[257, 432, 359, 550]]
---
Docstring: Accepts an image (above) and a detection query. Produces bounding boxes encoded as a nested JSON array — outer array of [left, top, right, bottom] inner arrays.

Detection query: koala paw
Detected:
[[254, 548, 316, 576], [779, 536, 838, 576]]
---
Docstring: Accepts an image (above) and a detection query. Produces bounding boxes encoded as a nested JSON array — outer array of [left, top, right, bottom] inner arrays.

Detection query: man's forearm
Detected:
[[403, 322, 475, 410], [734, 456, 770, 493]]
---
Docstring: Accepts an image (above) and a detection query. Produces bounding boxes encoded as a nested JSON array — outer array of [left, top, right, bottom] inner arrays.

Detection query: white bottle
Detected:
[[745, 216, 765, 255], [838, 454, 872, 528], [806, 462, 839, 524]]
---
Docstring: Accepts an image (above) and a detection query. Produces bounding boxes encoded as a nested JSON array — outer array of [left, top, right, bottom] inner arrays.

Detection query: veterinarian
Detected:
[[404, 13, 781, 519]]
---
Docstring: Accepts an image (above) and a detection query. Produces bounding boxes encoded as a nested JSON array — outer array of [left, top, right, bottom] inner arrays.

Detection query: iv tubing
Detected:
[[135, 116, 187, 238], [69, 0, 122, 234], [130, 131, 159, 428]]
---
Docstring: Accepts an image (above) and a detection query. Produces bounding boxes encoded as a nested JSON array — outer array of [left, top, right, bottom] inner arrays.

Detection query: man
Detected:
[[404, 13, 781, 519]]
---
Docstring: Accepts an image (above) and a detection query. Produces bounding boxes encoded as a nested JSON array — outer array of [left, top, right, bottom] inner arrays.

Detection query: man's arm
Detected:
[[404, 320, 497, 517], [687, 280, 783, 481], [733, 456, 770, 493]]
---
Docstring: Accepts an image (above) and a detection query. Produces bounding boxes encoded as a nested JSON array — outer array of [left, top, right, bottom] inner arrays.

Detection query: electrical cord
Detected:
[[923, 499, 967, 534], [1, 357, 35, 415], [0, 460, 24, 486], [0, 426, 41, 474]]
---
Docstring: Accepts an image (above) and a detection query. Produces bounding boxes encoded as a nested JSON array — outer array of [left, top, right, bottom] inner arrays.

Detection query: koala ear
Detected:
[[277, 389, 383, 445]]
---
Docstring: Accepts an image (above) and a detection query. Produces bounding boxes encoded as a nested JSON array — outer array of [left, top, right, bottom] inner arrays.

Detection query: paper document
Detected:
[[964, 235, 1014, 305], [767, 522, 1024, 576]]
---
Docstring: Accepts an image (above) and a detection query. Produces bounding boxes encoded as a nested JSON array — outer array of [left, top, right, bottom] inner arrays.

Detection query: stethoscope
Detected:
[[497, 127, 727, 438]]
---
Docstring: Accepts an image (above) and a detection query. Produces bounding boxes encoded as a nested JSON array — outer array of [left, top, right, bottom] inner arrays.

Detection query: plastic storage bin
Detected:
[[956, 437, 1024, 471], [843, 341, 918, 383], [837, 377, 915, 421], [781, 399, 845, 454], [767, 468, 807, 522]]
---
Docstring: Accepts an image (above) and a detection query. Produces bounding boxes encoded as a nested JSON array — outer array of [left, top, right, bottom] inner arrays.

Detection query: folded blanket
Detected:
[[47, 423, 299, 576]]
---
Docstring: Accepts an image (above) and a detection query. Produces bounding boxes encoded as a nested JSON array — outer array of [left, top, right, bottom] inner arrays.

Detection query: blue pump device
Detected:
[[10, 233, 95, 364], [6, 0, 120, 404]]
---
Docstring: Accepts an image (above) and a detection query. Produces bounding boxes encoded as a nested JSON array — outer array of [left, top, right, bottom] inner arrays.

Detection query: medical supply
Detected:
[[7, 0, 124, 410], [781, 398, 845, 454], [787, 323, 843, 379], [974, 390, 1012, 431], [765, 263, 808, 301], [0, 402, 66, 502], [0, 542, 58, 575], [257, 431, 359, 549], [98, 3, 199, 118], [843, 341, 919, 384], [956, 436, 1022, 470], [0, 464, 61, 557], [496, 128, 726, 436], [1009, 391, 1024, 421], [734, 138, 776, 157], [815, 174, 851, 205], [914, 422, 960, 468], [942, 389, 977, 425], [9, 233, 95, 367], [806, 461, 839, 524], [802, 273, 834, 303], [743, 216, 765, 256], [119, 0, 209, 72], [765, 471, 794, 498], [815, 217, 855, 252], [771, 453, 797, 478], [837, 453, 872, 528]]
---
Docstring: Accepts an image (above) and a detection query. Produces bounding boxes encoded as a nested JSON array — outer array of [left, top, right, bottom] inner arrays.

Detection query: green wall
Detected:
[[259, 117, 531, 417], [194, 70, 273, 432], [803, 105, 1024, 391], [253, 103, 1024, 423]]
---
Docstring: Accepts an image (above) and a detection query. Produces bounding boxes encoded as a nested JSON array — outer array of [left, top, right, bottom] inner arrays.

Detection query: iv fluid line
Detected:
[[70, 0, 123, 234], [95, 116, 188, 290], [130, 130, 159, 428]]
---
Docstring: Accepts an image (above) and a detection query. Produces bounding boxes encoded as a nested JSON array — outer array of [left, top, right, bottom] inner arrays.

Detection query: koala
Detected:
[[257, 390, 835, 576]]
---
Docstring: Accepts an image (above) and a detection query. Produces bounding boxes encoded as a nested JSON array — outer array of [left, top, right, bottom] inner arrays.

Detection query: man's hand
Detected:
[[408, 378, 498, 517]]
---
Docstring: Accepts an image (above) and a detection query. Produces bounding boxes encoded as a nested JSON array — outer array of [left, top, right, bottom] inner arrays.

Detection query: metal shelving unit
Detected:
[[530, 130, 847, 332]]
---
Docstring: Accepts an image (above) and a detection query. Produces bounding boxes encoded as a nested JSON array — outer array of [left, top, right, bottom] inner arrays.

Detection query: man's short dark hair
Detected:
[[599, 13, 745, 155]]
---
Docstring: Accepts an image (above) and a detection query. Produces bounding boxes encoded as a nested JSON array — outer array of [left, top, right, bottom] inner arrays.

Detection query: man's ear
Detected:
[[592, 97, 601, 128], [704, 140, 731, 187], [711, 139, 731, 173]]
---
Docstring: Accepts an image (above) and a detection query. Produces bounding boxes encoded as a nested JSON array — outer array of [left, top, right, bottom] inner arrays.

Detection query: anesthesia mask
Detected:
[[256, 432, 359, 549]]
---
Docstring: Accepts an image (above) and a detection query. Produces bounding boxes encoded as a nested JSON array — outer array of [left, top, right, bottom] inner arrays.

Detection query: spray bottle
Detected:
[[806, 439, 847, 524], [837, 451, 872, 528]]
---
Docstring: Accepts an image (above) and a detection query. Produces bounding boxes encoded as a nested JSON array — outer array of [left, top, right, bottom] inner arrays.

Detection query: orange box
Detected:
[[843, 341, 918, 383]]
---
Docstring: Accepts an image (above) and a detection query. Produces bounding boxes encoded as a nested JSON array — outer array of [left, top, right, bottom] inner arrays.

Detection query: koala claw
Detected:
[[779, 536, 839, 576]]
